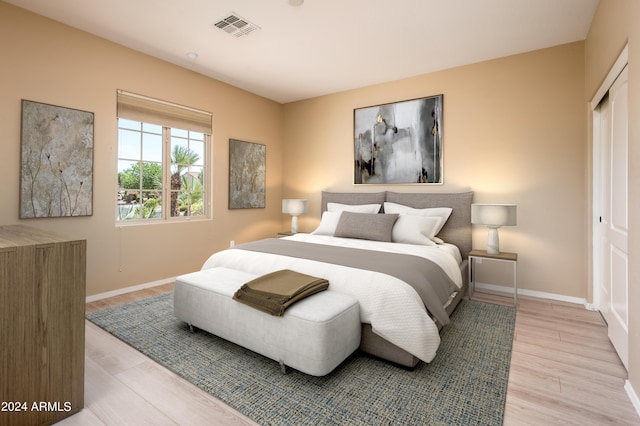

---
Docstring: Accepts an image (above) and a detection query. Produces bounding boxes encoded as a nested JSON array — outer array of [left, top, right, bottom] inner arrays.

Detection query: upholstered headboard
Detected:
[[321, 191, 473, 258], [320, 191, 386, 214]]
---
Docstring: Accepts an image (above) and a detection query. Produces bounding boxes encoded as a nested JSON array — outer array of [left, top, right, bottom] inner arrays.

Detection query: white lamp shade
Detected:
[[282, 199, 307, 234], [282, 199, 308, 216], [472, 203, 516, 254], [471, 204, 517, 227]]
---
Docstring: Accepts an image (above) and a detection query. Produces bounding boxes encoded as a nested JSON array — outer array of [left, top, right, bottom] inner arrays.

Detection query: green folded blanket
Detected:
[[232, 269, 329, 316]]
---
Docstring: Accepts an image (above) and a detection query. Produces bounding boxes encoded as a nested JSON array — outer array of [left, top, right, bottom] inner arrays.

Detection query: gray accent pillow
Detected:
[[334, 212, 399, 242]]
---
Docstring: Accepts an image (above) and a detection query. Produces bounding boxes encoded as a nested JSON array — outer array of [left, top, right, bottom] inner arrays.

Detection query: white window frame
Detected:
[[116, 91, 212, 224]]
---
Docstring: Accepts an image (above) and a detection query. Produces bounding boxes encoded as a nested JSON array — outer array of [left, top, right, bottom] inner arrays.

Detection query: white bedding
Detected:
[[201, 234, 463, 363]]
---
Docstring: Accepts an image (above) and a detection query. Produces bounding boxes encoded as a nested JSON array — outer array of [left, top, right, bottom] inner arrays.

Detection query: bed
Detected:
[[201, 191, 473, 367]]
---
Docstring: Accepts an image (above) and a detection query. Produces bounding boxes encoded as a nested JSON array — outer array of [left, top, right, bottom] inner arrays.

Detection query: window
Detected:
[[116, 91, 211, 222]]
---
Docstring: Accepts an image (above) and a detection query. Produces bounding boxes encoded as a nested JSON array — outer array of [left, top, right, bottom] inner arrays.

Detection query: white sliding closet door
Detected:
[[596, 65, 629, 369]]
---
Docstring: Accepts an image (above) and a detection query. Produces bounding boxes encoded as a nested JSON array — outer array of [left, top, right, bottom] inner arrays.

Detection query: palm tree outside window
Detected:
[[117, 119, 209, 222]]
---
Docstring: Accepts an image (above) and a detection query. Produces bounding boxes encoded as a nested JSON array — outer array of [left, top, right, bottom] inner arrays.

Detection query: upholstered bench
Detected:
[[173, 267, 361, 376]]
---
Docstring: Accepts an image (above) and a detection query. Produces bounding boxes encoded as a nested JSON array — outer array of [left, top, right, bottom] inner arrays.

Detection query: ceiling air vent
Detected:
[[214, 13, 260, 38]]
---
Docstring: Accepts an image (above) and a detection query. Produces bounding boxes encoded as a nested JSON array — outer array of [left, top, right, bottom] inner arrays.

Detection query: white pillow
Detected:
[[327, 202, 381, 214], [431, 236, 445, 244], [383, 202, 452, 235], [391, 215, 441, 246], [311, 211, 342, 235]]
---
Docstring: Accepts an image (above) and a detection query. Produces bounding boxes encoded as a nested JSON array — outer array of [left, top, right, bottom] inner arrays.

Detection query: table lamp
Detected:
[[282, 199, 308, 233], [471, 204, 517, 254]]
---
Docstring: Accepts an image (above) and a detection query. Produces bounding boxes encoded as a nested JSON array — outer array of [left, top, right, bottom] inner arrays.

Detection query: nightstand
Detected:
[[277, 232, 294, 238], [468, 249, 518, 306]]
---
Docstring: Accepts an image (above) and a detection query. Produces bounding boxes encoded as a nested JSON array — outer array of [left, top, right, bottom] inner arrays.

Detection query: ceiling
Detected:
[[6, 0, 599, 103]]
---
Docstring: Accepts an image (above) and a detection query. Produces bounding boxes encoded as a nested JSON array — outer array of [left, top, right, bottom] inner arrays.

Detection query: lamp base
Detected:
[[290, 215, 299, 234], [486, 227, 500, 254]]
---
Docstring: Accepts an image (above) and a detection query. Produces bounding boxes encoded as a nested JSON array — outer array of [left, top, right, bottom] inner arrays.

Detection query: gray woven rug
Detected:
[[87, 294, 515, 425]]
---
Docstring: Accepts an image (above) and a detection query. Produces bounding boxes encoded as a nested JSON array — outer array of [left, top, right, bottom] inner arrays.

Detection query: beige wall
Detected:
[[283, 42, 588, 300], [0, 2, 285, 296], [585, 0, 639, 407]]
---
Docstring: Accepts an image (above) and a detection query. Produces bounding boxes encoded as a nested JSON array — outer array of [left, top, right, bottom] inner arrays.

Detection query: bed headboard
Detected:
[[320, 191, 386, 213], [321, 191, 473, 258]]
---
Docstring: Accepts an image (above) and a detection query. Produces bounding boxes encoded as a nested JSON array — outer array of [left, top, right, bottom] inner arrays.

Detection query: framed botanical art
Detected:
[[354, 94, 443, 184], [228, 139, 266, 209], [20, 100, 94, 218]]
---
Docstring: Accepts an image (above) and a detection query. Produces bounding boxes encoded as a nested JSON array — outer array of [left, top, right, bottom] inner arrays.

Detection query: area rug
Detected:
[[87, 294, 515, 425]]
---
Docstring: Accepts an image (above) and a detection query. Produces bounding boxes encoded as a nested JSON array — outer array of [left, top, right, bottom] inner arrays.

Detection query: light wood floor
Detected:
[[59, 285, 640, 426]]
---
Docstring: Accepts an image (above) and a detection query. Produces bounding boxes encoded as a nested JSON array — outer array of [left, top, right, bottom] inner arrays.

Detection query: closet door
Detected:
[[597, 65, 629, 369]]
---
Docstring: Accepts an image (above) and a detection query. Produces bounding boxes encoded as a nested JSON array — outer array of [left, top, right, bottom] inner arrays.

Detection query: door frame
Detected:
[[590, 44, 627, 312]]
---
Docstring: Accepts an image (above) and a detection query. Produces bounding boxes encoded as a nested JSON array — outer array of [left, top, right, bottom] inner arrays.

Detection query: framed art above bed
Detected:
[[354, 95, 443, 185]]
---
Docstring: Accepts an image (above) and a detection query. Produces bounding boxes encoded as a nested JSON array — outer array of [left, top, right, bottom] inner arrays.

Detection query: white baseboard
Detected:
[[584, 303, 598, 312], [474, 282, 587, 306], [86, 277, 175, 303], [626, 381, 640, 419]]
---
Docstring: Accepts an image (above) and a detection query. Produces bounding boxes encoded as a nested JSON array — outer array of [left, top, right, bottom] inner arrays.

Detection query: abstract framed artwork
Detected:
[[229, 139, 266, 209], [20, 100, 94, 218], [354, 94, 443, 184]]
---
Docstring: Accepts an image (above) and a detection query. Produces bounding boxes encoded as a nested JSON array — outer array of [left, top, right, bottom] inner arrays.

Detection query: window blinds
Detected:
[[116, 90, 212, 134]]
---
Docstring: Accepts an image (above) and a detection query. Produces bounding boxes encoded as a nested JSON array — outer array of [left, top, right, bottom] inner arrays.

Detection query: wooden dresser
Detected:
[[0, 225, 86, 426]]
